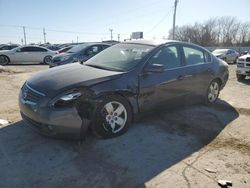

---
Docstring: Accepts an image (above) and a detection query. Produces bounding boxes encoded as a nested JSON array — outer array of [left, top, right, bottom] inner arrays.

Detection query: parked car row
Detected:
[[0, 43, 111, 66], [0, 44, 19, 51], [19, 39, 229, 139]]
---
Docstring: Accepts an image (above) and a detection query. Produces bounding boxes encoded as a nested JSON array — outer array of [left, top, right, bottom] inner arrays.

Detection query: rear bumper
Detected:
[[19, 93, 89, 139]]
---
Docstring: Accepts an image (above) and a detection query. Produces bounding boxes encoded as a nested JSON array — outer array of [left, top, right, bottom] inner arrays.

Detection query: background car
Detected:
[[212, 49, 239, 64], [0, 44, 19, 51], [49, 43, 111, 67], [19, 40, 229, 139], [0, 45, 57, 65], [236, 53, 250, 80]]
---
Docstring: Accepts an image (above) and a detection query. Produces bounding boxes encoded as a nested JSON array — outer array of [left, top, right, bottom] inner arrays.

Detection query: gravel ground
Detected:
[[0, 64, 249, 188]]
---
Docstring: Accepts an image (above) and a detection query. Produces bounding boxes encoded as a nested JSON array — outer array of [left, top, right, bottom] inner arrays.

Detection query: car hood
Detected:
[[26, 63, 124, 97], [238, 54, 250, 59]]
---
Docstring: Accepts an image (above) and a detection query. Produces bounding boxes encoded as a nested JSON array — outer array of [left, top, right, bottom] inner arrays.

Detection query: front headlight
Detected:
[[51, 92, 82, 107]]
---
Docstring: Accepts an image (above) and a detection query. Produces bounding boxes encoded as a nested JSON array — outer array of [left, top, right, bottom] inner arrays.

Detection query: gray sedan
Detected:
[[19, 40, 229, 139], [49, 43, 111, 67], [0, 45, 57, 65]]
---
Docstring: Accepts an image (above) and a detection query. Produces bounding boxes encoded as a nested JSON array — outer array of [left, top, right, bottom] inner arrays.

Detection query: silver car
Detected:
[[212, 49, 239, 64], [0, 45, 57, 65]]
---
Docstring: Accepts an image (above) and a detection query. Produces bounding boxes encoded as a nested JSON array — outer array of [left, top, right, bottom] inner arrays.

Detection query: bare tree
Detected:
[[168, 16, 250, 47]]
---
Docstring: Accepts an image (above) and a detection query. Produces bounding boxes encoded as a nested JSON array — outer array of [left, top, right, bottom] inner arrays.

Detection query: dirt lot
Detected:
[[0, 64, 250, 188]]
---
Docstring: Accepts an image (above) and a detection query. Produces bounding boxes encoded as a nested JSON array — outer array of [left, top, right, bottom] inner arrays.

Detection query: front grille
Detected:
[[237, 63, 244, 67], [246, 57, 250, 62], [238, 58, 245, 62], [21, 83, 45, 103]]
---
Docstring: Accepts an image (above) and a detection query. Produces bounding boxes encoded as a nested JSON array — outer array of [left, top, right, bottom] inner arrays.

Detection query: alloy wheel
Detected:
[[208, 81, 219, 102], [101, 101, 127, 133], [0, 56, 9, 65]]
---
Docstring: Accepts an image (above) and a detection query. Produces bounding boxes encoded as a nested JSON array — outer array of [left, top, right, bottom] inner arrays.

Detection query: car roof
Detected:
[[122, 39, 211, 52], [123, 39, 178, 46]]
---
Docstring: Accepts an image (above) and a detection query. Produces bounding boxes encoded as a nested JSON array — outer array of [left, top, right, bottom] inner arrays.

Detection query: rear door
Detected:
[[138, 44, 193, 112], [31, 47, 48, 62], [181, 44, 214, 95]]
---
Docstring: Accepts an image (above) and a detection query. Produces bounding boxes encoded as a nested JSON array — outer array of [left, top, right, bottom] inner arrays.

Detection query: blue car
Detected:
[[49, 43, 111, 67]]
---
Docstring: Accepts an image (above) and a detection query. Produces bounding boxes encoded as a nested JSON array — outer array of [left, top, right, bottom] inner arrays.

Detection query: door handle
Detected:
[[178, 75, 185, 80], [207, 68, 212, 73]]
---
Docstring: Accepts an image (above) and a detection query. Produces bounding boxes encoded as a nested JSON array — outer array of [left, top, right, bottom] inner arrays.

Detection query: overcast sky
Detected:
[[0, 0, 249, 44]]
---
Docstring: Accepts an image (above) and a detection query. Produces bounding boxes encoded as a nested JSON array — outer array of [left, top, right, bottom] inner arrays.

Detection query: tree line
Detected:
[[168, 16, 250, 47]]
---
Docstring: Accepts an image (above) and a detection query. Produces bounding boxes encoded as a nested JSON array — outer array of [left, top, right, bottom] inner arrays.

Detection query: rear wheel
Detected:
[[205, 79, 220, 104], [0, 55, 10, 65], [43, 56, 52, 64], [91, 95, 132, 139], [236, 74, 246, 80]]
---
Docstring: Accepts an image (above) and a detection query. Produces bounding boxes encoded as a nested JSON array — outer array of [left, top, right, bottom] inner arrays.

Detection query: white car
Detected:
[[236, 53, 250, 80], [0, 45, 57, 65], [212, 49, 239, 64]]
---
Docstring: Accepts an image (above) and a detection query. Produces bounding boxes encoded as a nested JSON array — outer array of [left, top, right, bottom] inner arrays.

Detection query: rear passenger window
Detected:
[[183, 46, 205, 65]]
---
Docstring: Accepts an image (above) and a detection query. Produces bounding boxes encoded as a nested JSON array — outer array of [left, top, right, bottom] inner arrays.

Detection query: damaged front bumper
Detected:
[[19, 91, 91, 139]]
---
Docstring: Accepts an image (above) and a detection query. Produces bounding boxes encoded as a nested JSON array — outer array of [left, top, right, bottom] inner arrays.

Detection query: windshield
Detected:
[[67, 44, 88, 53], [85, 43, 154, 71]]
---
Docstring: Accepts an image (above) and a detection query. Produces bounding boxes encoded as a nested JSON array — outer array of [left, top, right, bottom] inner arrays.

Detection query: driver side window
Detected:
[[86, 46, 99, 56], [148, 45, 181, 70]]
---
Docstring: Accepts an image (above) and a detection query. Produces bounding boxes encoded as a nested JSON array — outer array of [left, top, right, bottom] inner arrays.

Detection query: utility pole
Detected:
[[109, 28, 113, 40], [172, 0, 179, 40], [43, 28, 46, 44], [23, 26, 27, 45], [77, 36, 79, 43], [117, 34, 120, 42]]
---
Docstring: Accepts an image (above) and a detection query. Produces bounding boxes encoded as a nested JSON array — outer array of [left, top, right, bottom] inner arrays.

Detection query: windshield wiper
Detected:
[[85, 64, 124, 72]]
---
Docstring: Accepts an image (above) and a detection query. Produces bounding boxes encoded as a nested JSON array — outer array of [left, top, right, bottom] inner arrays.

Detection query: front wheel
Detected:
[[91, 95, 132, 139], [0, 55, 10, 65], [205, 80, 220, 104], [43, 56, 52, 64]]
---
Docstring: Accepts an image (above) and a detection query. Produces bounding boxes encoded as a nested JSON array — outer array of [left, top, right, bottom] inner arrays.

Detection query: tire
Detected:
[[236, 74, 246, 80], [234, 57, 238, 64], [205, 79, 221, 104], [91, 95, 132, 139], [0, 55, 10, 65], [43, 56, 52, 64]]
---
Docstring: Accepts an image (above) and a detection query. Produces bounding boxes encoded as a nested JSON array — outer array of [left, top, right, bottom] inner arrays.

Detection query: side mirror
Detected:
[[145, 64, 165, 73]]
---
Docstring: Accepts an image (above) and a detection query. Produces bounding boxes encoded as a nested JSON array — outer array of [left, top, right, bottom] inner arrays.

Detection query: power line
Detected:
[[146, 6, 174, 34], [23, 26, 27, 45], [109, 29, 113, 40], [43, 27, 46, 43], [172, 0, 179, 39]]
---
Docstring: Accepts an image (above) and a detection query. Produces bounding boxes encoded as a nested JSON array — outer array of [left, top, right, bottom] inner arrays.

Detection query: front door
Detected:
[[138, 44, 192, 112]]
